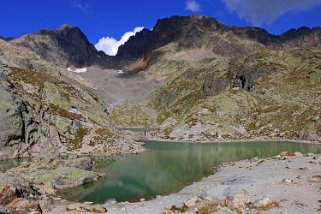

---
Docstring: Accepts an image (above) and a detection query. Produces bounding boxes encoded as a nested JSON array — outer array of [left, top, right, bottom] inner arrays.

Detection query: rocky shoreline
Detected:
[[1, 135, 321, 213], [25, 151, 319, 214], [0, 136, 145, 214], [143, 136, 317, 144]]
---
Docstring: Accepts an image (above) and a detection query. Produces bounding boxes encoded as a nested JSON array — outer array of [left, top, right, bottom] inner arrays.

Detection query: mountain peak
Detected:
[[117, 15, 224, 59], [59, 23, 74, 30], [12, 24, 112, 67]]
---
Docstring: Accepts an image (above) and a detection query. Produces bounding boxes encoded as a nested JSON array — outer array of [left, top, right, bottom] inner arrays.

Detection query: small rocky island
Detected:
[[0, 15, 320, 214]]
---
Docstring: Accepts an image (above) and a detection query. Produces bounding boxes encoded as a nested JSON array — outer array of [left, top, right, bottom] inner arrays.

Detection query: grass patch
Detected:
[[67, 128, 88, 151], [49, 103, 83, 121]]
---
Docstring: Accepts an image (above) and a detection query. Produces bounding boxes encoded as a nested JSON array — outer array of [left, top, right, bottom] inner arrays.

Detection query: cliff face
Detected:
[[0, 64, 115, 160], [12, 24, 112, 68]]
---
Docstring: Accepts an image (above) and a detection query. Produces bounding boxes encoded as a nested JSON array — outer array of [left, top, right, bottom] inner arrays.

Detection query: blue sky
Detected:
[[1, 0, 321, 55]]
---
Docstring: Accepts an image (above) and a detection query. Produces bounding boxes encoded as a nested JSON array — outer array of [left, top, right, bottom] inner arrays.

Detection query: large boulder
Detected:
[[0, 198, 42, 214], [0, 173, 36, 206], [26, 167, 101, 194]]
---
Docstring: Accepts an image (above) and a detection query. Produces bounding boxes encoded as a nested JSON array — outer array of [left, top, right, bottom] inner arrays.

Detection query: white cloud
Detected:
[[95, 27, 144, 56], [71, 1, 89, 12], [185, 0, 201, 12], [222, 0, 321, 26]]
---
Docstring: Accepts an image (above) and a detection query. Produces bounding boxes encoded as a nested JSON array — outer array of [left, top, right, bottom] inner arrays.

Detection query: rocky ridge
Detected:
[[117, 16, 321, 66], [12, 23, 113, 68]]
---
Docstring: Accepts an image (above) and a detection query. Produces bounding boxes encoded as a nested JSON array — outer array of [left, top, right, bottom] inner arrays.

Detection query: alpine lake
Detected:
[[58, 141, 321, 203]]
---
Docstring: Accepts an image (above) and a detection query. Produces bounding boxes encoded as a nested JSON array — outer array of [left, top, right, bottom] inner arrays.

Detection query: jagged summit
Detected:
[[11, 24, 112, 68], [117, 15, 224, 59], [7, 15, 321, 69], [153, 15, 223, 32], [117, 15, 321, 61]]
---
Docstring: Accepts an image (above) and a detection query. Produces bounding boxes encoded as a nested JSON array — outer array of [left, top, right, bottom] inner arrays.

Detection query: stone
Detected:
[[2, 198, 42, 214], [185, 196, 200, 208], [83, 201, 94, 205], [27, 167, 101, 192], [0, 174, 36, 206], [0, 184, 17, 206], [294, 152, 303, 157], [66, 203, 81, 211], [307, 153, 315, 157], [50, 157, 94, 170], [76, 207, 87, 212], [250, 157, 259, 162], [309, 160, 319, 164], [298, 167, 309, 171], [79, 205, 92, 212], [66, 203, 107, 213], [92, 206, 107, 213], [217, 207, 238, 214], [253, 196, 273, 208], [38, 196, 54, 213], [282, 178, 293, 184], [280, 151, 295, 158], [223, 190, 251, 209]]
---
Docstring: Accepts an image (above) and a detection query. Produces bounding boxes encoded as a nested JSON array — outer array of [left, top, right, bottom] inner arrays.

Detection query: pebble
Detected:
[[307, 153, 315, 157], [294, 152, 303, 157], [308, 160, 318, 164], [280, 151, 295, 157], [223, 190, 251, 209], [66, 204, 79, 211], [254, 195, 273, 208], [283, 178, 293, 184], [84, 201, 94, 205], [65, 203, 107, 213], [92, 206, 107, 213], [185, 196, 200, 208]]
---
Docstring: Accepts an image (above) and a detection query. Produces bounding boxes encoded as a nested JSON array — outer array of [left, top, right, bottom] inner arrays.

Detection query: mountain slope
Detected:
[[0, 39, 139, 161], [148, 48, 321, 141], [110, 15, 321, 142]]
